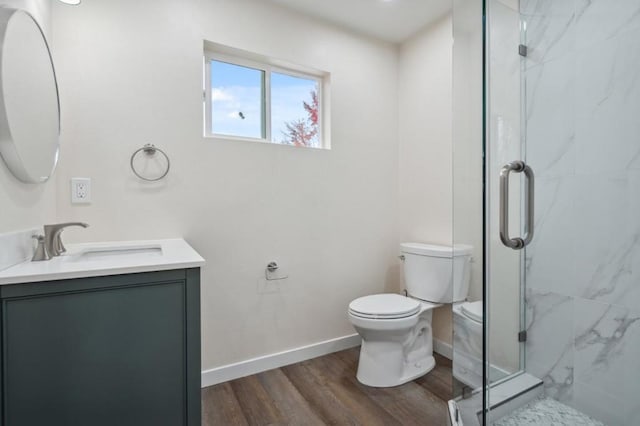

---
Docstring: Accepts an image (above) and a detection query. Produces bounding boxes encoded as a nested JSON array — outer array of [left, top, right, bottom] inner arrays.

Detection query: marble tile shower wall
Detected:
[[522, 1, 640, 425]]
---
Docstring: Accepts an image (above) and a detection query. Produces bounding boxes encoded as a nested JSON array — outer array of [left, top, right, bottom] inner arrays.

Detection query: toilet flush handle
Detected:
[[398, 255, 405, 261]]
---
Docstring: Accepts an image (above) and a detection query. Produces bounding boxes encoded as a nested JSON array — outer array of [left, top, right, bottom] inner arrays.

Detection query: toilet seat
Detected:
[[349, 294, 420, 319]]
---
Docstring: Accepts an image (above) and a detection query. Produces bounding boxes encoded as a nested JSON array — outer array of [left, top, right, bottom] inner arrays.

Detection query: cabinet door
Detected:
[[3, 280, 187, 426]]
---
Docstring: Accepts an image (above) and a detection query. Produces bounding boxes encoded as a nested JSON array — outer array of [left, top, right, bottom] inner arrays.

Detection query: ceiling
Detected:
[[267, 0, 452, 44]]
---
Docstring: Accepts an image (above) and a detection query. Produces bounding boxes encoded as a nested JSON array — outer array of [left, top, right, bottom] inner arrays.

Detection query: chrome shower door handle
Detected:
[[499, 161, 535, 250]]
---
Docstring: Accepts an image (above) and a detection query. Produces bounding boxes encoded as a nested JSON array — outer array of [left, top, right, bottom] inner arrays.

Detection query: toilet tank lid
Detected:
[[400, 242, 473, 258]]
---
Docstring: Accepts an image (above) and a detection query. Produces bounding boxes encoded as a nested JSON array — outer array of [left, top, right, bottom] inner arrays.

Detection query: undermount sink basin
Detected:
[[67, 245, 163, 262]]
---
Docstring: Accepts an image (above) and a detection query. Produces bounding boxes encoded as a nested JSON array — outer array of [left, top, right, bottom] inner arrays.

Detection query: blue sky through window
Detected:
[[211, 61, 263, 138], [211, 60, 318, 145]]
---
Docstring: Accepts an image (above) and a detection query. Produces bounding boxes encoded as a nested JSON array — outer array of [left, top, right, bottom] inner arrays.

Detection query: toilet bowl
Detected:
[[348, 242, 473, 388], [348, 293, 441, 387]]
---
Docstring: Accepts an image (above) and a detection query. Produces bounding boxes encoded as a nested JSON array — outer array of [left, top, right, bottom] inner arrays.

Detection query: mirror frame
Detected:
[[0, 7, 60, 184]]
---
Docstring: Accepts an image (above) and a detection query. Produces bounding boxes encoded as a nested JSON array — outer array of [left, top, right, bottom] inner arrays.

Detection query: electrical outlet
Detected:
[[71, 178, 91, 204]]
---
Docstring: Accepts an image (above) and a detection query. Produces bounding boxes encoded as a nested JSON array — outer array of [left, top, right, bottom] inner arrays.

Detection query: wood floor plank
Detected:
[[330, 350, 448, 426], [282, 361, 361, 425], [202, 382, 249, 426], [434, 353, 453, 368], [332, 347, 360, 370], [359, 381, 447, 426], [256, 368, 325, 426], [308, 353, 403, 426], [415, 360, 454, 401], [202, 347, 453, 426], [229, 374, 285, 425]]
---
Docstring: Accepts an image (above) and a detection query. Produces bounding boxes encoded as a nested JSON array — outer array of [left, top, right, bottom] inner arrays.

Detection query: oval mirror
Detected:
[[0, 7, 60, 183]]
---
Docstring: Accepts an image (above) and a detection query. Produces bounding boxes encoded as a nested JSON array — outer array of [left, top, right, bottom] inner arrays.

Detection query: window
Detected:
[[204, 44, 327, 149]]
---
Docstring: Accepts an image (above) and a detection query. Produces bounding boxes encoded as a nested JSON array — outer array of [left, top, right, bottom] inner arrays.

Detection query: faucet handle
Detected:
[[32, 234, 50, 261]]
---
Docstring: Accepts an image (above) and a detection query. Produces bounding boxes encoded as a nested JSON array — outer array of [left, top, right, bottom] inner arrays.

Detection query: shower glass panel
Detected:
[[483, 0, 640, 424], [452, 0, 485, 398]]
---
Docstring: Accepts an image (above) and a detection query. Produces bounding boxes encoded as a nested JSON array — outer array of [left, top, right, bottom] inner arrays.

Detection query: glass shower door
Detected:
[[484, 0, 528, 396], [450, 0, 528, 419], [450, 0, 528, 422]]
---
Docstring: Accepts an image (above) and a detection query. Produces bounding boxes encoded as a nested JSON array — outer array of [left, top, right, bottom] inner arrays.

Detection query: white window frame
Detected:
[[203, 44, 328, 149]]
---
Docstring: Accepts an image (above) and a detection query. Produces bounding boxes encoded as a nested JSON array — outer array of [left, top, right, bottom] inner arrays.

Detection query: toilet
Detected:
[[348, 242, 473, 387]]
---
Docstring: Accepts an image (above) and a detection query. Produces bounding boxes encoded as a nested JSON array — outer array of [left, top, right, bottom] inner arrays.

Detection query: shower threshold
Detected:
[[448, 372, 543, 425]]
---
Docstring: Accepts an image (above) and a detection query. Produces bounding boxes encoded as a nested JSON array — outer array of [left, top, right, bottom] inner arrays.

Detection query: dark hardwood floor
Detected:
[[202, 347, 455, 425]]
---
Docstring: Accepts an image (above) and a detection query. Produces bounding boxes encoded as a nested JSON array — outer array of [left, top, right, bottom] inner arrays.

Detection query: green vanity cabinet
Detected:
[[0, 268, 201, 426]]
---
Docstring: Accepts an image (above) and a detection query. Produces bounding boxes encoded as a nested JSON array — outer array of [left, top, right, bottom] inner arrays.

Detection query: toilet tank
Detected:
[[400, 243, 473, 303]]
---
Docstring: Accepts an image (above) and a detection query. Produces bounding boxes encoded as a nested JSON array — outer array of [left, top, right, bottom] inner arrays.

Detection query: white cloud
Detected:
[[212, 85, 262, 138], [212, 88, 234, 102]]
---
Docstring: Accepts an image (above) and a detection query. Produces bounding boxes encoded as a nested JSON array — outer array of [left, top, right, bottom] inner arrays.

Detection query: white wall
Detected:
[[51, 0, 400, 370], [398, 16, 454, 344], [0, 0, 57, 234]]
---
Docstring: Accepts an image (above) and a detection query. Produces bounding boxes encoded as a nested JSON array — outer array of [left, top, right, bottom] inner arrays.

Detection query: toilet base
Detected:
[[355, 344, 436, 388]]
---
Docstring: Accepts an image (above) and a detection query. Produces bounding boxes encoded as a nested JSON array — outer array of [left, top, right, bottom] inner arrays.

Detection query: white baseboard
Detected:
[[433, 338, 453, 360], [202, 334, 454, 388], [201, 334, 362, 388]]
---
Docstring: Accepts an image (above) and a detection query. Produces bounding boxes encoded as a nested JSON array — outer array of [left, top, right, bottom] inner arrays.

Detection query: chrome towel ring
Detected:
[[130, 144, 170, 182]]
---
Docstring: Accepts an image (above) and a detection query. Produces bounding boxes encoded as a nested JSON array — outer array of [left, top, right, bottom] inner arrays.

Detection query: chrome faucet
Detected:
[[43, 222, 89, 257]]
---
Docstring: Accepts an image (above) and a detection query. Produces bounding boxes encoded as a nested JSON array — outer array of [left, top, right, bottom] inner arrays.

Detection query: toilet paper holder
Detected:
[[265, 261, 288, 281]]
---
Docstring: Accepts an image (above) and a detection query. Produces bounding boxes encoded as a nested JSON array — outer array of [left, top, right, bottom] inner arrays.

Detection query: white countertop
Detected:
[[0, 238, 205, 285]]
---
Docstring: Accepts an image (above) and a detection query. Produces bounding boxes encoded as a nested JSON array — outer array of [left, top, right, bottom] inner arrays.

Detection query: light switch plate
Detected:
[[71, 177, 91, 204]]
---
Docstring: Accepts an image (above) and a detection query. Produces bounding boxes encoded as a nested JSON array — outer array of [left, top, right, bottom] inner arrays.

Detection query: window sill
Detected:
[[204, 134, 329, 150]]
